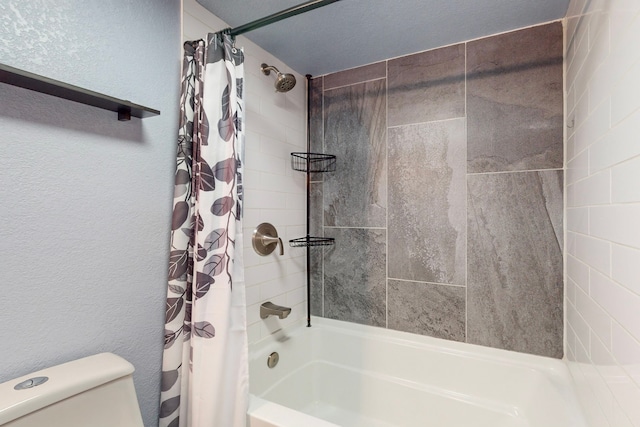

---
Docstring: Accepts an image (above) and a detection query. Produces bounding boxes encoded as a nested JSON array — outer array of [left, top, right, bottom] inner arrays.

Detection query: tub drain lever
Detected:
[[260, 301, 291, 319]]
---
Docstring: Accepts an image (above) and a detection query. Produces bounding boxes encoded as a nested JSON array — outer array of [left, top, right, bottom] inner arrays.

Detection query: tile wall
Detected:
[[564, 0, 640, 425], [310, 22, 565, 358], [183, 0, 308, 344]]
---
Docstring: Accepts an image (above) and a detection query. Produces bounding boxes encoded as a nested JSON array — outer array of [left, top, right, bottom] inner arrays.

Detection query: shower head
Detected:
[[261, 63, 296, 93]]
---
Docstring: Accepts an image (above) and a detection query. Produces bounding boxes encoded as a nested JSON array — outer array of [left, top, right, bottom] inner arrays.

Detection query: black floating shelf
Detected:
[[291, 152, 336, 173], [289, 236, 335, 248], [0, 63, 160, 121]]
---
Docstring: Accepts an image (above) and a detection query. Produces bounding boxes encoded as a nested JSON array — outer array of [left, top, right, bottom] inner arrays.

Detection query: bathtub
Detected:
[[247, 317, 587, 427]]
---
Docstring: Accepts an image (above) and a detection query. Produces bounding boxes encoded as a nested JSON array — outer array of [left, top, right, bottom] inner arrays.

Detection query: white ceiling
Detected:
[[197, 0, 571, 76]]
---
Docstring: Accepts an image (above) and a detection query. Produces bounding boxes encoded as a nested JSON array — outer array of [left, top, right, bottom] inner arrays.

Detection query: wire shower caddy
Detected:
[[289, 76, 336, 326]]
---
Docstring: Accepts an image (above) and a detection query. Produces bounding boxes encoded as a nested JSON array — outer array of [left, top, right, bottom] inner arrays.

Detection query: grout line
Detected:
[[566, 229, 640, 250], [323, 76, 387, 92], [608, 228, 613, 278], [467, 168, 564, 176], [388, 277, 466, 288], [387, 116, 466, 129], [324, 226, 387, 230], [612, 316, 640, 356], [567, 200, 640, 209]]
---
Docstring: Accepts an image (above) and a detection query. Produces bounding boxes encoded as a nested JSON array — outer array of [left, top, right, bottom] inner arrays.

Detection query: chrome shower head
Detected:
[[261, 63, 296, 92]]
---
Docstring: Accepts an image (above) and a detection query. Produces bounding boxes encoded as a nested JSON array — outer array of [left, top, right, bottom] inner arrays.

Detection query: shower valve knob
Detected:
[[252, 223, 284, 256]]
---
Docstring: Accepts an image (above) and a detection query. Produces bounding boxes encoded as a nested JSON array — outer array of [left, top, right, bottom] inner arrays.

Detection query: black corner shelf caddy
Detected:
[[289, 151, 336, 248], [289, 152, 336, 245], [290, 152, 336, 173], [0, 63, 160, 121]]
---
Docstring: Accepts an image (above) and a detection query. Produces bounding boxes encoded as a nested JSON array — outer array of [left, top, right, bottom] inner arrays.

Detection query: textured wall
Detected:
[[183, 0, 308, 345], [564, 0, 640, 425], [310, 22, 564, 358], [0, 1, 180, 425]]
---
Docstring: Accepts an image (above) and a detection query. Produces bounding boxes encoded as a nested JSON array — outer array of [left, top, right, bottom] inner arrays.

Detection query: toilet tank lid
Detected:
[[0, 353, 135, 425]]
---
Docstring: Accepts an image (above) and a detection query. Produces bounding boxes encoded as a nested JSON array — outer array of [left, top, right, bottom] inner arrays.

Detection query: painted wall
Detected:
[[309, 22, 565, 358], [182, 0, 308, 345], [564, 0, 640, 425], [0, 1, 180, 425]]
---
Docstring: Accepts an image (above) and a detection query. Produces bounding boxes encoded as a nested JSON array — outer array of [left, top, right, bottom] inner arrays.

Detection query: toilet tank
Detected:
[[0, 353, 144, 427]]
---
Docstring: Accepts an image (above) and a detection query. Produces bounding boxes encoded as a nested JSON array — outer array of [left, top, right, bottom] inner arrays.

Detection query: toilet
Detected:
[[0, 353, 144, 426]]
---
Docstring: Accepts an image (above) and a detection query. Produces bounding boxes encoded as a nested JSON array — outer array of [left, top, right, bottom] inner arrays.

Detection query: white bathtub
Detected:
[[247, 317, 587, 427]]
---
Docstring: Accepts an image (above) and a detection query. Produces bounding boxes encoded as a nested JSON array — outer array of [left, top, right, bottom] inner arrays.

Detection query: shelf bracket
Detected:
[[118, 108, 132, 121]]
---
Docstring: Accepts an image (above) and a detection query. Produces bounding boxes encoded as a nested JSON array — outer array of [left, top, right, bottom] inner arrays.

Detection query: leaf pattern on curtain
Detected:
[[159, 34, 248, 427]]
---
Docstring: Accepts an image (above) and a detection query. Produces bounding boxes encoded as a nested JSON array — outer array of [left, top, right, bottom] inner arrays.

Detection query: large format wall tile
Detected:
[[310, 249, 323, 316], [309, 77, 324, 182], [310, 182, 323, 316], [323, 228, 386, 327], [324, 79, 387, 227], [314, 23, 564, 357], [309, 76, 323, 153], [388, 280, 465, 341], [388, 44, 465, 126], [324, 61, 386, 90], [388, 119, 466, 285], [467, 170, 564, 358], [467, 23, 563, 173]]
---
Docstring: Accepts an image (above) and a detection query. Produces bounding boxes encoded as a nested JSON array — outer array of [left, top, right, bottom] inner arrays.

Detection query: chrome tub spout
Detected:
[[260, 301, 291, 319]]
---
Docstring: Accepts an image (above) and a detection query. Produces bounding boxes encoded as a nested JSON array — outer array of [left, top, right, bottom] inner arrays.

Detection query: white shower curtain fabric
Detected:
[[159, 34, 248, 427]]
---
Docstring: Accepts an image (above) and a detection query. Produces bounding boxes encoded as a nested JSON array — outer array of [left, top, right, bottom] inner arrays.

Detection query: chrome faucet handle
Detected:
[[252, 223, 284, 256]]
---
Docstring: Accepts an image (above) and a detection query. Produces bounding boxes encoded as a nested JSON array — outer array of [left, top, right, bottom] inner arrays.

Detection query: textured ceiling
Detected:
[[197, 0, 570, 76]]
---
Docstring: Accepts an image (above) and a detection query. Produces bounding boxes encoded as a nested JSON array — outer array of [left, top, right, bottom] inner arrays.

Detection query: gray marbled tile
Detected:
[[388, 44, 465, 126], [310, 249, 323, 317], [324, 79, 387, 227], [309, 182, 324, 316], [323, 228, 386, 327], [388, 280, 465, 342], [467, 170, 564, 358], [309, 77, 324, 182], [324, 61, 386, 90], [310, 182, 323, 236], [467, 22, 563, 173], [388, 119, 466, 285]]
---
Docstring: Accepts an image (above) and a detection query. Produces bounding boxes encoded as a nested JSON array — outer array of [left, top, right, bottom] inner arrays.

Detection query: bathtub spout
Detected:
[[260, 301, 291, 319]]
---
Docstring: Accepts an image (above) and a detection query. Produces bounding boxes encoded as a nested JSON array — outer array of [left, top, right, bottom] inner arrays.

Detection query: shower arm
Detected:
[[261, 64, 279, 76]]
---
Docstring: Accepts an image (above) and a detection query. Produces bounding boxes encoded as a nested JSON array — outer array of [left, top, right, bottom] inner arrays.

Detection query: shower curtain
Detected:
[[159, 34, 248, 427]]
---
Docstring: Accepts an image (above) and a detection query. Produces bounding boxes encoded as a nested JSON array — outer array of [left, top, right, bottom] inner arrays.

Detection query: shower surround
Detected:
[[310, 22, 564, 358]]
